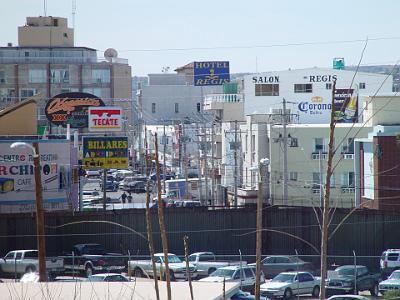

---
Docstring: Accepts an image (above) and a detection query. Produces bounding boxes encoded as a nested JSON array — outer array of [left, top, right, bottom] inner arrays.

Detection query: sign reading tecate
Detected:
[[193, 61, 230, 86], [88, 106, 122, 132], [82, 136, 128, 169]]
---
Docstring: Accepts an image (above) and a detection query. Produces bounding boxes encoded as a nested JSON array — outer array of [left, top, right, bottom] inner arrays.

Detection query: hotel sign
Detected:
[[193, 61, 230, 86]]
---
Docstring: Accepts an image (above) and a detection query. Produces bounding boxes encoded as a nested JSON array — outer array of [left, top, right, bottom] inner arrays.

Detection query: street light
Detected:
[[252, 158, 270, 300], [10, 142, 47, 282]]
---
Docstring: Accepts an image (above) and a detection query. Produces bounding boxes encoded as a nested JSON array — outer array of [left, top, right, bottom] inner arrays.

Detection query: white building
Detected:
[[243, 68, 393, 124]]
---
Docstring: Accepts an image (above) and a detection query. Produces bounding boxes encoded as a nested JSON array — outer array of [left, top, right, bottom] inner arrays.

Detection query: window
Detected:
[[83, 88, 102, 98], [290, 137, 298, 147], [313, 138, 327, 152], [63, 32, 68, 37], [92, 69, 110, 83], [244, 268, 254, 279], [20, 88, 37, 100], [151, 103, 156, 113], [275, 257, 290, 263], [15, 252, 22, 260], [342, 138, 354, 153], [24, 52, 29, 57], [313, 172, 320, 186], [289, 172, 298, 181], [199, 255, 214, 262], [28, 69, 46, 83], [0, 88, 15, 102], [359, 82, 366, 89], [341, 172, 355, 187], [24, 251, 38, 259], [175, 103, 179, 113], [0, 70, 5, 83], [299, 273, 314, 282], [294, 83, 313, 93], [197, 102, 201, 112], [326, 83, 332, 90], [4, 252, 15, 260], [51, 69, 69, 83], [255, 84, 279, 96], [61, 88, 71, 93]]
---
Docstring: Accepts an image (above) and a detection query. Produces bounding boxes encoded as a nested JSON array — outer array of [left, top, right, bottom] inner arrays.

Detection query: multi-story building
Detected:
[[0, 16, 132, 130]]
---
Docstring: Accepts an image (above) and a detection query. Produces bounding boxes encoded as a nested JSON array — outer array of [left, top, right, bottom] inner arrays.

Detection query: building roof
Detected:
[[0, 46, 97, 51], [0, 97, 38, 117]]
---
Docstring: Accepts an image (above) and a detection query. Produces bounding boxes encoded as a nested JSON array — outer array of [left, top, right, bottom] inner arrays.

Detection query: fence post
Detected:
[[353, 250, 357, 295], [72, 251, 75, 280]]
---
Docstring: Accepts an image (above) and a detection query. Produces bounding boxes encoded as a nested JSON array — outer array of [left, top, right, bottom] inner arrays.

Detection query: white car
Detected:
[[379, 269, 400, 294], [260, 272, 320, 299]]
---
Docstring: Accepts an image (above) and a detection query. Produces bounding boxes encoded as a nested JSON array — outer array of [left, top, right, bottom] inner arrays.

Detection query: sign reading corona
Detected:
[[88, 106, 122, 132], [82, 136, 128, 169], [45, 92, 105, 128], [193, 61, 230, 86]]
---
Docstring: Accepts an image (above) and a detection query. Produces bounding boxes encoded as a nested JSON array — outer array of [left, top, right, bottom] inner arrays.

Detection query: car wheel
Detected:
[[85, 265, 94, 277], [134, 268, 143, 278], [370, 283, 379, 297], [284, 288, 293, 299], [312, 285, 320, 297], [25, 265, 36, 273]]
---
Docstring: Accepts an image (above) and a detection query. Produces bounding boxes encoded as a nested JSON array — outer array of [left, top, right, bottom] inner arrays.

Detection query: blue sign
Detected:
[[193, 61, 230, 86]]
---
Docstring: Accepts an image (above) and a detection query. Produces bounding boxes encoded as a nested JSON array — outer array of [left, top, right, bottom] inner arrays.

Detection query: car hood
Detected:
[[380, 278, 400, 285], [261, 281, 290, 290], [199, 276, 232, 282], [169, 262, 195, 270]]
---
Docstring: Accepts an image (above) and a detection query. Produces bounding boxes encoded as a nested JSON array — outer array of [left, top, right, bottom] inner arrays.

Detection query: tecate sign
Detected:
[[193, 61, 230, 86], [88, 106, 122, 132], [45, 92, 105, 128]]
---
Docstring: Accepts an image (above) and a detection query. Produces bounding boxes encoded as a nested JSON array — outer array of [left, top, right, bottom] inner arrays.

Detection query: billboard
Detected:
[[45, 92, 105, 128], [193, 61, 230, 86], [334, 88, 358, 123], [0, 140, 71, 213], [88, 106, 122, 132], [82, 136, 128, 169]]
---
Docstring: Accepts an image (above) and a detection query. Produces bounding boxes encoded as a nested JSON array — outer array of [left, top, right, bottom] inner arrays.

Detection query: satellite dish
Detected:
[[104, 48, 118, 61]]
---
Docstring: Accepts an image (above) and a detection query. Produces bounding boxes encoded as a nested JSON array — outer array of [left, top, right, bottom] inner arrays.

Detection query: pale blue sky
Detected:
[[2, 0, 400, 75]]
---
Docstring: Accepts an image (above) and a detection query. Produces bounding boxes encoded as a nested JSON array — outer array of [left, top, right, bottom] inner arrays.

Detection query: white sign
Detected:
[[0, 141, 71, 213], [88, 106, 122, 132]]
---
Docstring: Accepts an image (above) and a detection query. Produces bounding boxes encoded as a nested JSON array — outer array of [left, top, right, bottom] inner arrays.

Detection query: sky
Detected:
[[2, 0, 400, 76]]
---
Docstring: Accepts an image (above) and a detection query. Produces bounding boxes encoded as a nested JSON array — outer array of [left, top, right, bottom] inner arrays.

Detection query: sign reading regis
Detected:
[[82, 136, 128, 169], [88, 106, 122, 132], [193, 61, 230, 86]]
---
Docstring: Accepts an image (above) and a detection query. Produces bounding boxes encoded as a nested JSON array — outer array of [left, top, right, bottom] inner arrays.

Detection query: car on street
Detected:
[[327, 296, 369, 300], [101, 180, 118, 192], [379, 269, 400, 294], [230, 290, 268, 300], [325, 265, 380, 296], [87, 273, 130, 282], [188, 252, 246, 277], [380, 249, 400, 278], [124, 181, 146, 193], [249, 255, 314, 279], [199, 265, 265, 292], [82, 190, 103, 206], [128, 253, 197, 281], [260, 271, 320, 298]]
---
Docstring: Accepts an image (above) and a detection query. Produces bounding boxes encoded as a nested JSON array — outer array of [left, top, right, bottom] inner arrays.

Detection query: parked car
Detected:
[[0, 250, 64, 277], [199, 265, 265, 292], [249, 255, 314, 279], [231, 290, 268, 300], [379, 269, 400, 294], [327, 296, 369, 300], [63, 244, 125, 277], [260, 271, 320, 298], [182, 200, 201, 207], [125, 181, 146, 193], [85, 170, 101, 178], [380, 249, 400, 278], [188, 252, 246, 277], [87, 273, 130, 282], [101, 180, 118, 192], [325, 265, 380, 296], [128, 253, 197, 281], [82, 190, 102, 206]]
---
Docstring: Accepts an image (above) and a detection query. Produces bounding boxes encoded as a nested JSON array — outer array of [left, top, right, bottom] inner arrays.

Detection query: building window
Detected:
[[60, 88, 71, 93], [197, 102, 201, 112], [83, 88, 102, 98], [289, 172, 298, 181], [152, 103, 156, 113], [342, 138, 354, 153], [341, 172, 355, 187], [255, 84, 279, 96], [313, 138, 327, 152], [24, 52, 29, 57], [0, 88, 15, 102], [326, 83, 332, 90], [20, 88, 37, 101], [290, 137, 298, 147], [175, 103, 179, 113], [359, 82, 366, 89], [0, 70, 5, 83], [63, 32, 68, 37], [51, 69, 69, 83], [294, 84, 313, 93], [92, 69, 110, 84], [28, 69, 46, 83]]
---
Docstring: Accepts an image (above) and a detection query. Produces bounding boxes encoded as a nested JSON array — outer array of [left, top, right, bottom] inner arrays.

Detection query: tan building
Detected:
[[0, 98, 37, 135]]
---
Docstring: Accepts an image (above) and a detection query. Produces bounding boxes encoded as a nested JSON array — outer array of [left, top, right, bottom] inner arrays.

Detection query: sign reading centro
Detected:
[[45, 92, 105, 128]]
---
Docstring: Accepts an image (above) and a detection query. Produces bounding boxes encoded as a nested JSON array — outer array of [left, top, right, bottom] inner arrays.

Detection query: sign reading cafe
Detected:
[[45, 92, 105, 128]]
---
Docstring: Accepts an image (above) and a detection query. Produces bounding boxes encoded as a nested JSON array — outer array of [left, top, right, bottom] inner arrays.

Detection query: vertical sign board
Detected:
[[88, 106, 123, 132], [82, 136, 128, 170], [334, 88, 358, 123], [193, 61, 230, 86], [0, 140, 71, 213]]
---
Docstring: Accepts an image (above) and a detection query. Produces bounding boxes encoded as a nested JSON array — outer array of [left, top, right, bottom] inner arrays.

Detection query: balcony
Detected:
[[203, 94, 244, 122], [341, 187, 355, 193], [311, 152, 327, 160], [204, 93, 243, 103]]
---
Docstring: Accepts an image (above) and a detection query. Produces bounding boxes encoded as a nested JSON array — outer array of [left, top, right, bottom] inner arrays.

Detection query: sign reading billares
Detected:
[[88, 106, 122, 132]]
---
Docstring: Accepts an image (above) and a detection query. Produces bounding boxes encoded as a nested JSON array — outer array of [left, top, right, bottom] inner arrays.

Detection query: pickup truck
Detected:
[[0, 250, 64, 277], [325, 265, 381, 296], [188, 252, 246, 277], [63, 243, 125, 277], [128, 253, 197, 281]]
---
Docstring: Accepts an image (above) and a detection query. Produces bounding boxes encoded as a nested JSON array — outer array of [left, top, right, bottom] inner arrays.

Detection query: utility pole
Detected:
[[163, 123, 167, 193], [319, 148, 324, 208], [182, 120, 189, 198], [234, 120, 238, 207], [203, 121, 209, 205], [211, 118, 215, 206], [196, 122, 203, 203], [282, 98, 288, 205]]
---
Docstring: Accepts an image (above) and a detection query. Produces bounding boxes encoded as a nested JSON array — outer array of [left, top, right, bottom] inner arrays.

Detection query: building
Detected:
[[0, 16, 132, 131], [243, 68, 393, 124]]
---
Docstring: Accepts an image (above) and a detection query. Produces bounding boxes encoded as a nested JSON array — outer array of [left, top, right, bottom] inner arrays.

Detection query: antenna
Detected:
[[43, 0, 47, 16], [72, 0, 76, 29]]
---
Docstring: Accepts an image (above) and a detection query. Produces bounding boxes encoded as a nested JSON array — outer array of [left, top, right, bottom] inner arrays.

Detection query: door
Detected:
[[2, 252, 16, 273], [243, 267, 256, 288], [297, 272, 315, 295]]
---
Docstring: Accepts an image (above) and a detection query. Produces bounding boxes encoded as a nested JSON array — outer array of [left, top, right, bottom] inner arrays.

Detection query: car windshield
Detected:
[[188, 255, 196, 262], [168, 255, 181, 263], [210, 269, 235, 278], [82, 245, 105, 255], [87, 275, 105, 282], [272, 274, 296, 282], [390, 272, 400, 280], [337, 268, 356, 276]]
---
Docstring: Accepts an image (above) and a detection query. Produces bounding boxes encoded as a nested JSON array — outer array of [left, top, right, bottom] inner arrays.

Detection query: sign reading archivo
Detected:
[[45, 92, 105, 128], [193, 61, 230, 86], [82, 136, 128, 169]]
